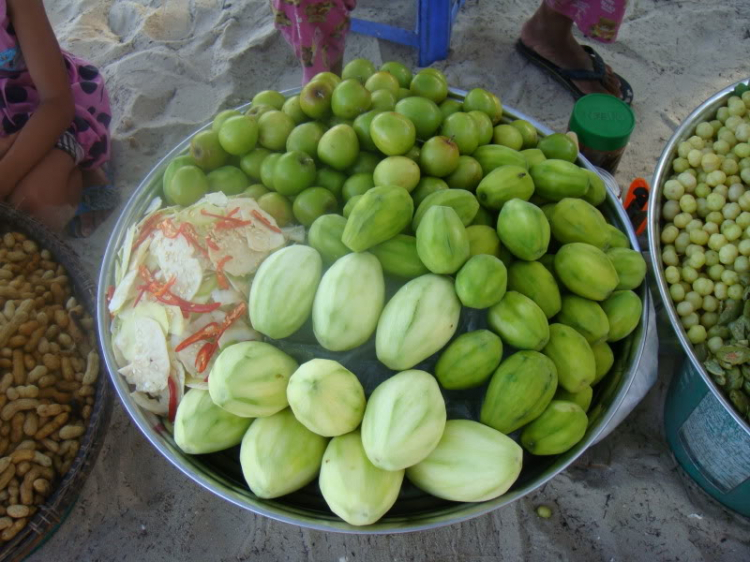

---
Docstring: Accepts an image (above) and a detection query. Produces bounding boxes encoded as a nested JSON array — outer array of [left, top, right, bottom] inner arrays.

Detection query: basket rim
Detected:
[[0, 204, 113, 560]]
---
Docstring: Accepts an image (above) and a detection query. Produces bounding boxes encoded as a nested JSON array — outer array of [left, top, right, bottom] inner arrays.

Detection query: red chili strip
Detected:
[[205, 236, 220, 251], [216, 256, 233, 290], [174, 322, 220, 352], [196, 341, 218, 373], [167, 376, 178, 423], [106, 285, 115, 303], [251, 210, 282, 233], [132, 211, 164, 249], [200, 209, 250, 224]]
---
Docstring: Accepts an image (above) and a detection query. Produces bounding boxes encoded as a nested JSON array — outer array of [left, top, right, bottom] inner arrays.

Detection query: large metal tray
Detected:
[[97, 88, 648, 533]]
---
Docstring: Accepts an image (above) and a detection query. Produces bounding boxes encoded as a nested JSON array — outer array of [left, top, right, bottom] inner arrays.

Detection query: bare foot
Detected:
[[520, 3, 622, 97]]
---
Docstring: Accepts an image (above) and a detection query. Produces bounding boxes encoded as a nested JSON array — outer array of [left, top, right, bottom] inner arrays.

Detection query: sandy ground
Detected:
[[24, 0, 750, 560]]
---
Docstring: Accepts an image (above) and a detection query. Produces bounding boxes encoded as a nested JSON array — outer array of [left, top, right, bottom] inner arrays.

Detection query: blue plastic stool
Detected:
[[351, 0, 467, 67]]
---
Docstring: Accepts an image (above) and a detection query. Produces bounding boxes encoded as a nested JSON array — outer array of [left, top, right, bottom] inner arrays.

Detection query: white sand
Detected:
[[31, 0, 750, 560]]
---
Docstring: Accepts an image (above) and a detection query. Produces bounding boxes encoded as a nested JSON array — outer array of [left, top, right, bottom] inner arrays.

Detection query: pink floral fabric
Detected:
[[546, 0, 627, 43], [271, 0, 357, 83], [0, 0, 111, 169]]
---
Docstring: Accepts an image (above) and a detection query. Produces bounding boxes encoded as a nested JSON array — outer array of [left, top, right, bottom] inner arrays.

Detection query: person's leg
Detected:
[[520, 1, 624, 97], [7, 149, 82, 233], [271, 0, 354, 84]]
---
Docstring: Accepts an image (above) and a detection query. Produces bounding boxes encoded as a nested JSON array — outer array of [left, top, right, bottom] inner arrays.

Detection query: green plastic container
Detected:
[[664, 360, 750, 516], [568, 94, 635, 174]]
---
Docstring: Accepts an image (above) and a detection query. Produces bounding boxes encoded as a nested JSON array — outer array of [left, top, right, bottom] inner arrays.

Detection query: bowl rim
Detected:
[[97, 87, 649, 533], [647, 78, 750, 435]]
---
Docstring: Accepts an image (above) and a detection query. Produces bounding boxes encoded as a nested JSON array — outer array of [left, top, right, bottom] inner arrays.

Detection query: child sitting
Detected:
[[0, 0, 116, 236]]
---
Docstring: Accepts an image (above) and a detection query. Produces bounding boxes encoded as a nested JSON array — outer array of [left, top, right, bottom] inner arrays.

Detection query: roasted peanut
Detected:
[[1, 399, 39, 421], [6, 505, 28, 518], [11, 350, 24, 386], [34, 413, 68, 440], [58, 425, 85, 440], [23, 413, 37, 437]]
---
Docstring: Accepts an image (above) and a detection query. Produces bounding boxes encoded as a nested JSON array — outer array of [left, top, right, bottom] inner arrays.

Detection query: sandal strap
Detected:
[[557, 45, 607, 81]]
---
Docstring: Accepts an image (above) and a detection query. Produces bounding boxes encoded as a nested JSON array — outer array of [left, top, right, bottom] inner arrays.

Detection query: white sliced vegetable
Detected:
[[119, 302, 171, 335], [109, 270, 138, 314], [210, 288, 244, 307], [144, 196, 163, 216], [119, 224, 137, 278], [203, 191, 228, 207], [217, 320, 261, 349], [119, 317, 171, 394], [150, 232, 203, 300], [130, 390, 168, 416]]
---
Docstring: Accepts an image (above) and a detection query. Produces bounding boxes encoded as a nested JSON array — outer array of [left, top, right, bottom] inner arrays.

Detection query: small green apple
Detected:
[[342, 58, 377, 83], [419, 135, 459, 177], [258, 110, 295, 151], [207, 165, 250, 195], [257, 192, 293, 226], [218, 115, 259, 155], [370, 112, 416, 156], [239, 147, 272, 180], [190, 130, 228, 171], [166, 165, 209, 206], [286, 121, 327, 159], [282, 95, 309, 125], [317, 124, 360, 171], [252, 90, 286, 110], [292, 187, 338, 227], [373, 156, 420, 192], [273, 150, 317, 196], [380, 61, 413, 88]]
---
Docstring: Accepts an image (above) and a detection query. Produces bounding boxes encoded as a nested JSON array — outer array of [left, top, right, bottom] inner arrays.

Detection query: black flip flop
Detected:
[[516, 40, 634, 105]]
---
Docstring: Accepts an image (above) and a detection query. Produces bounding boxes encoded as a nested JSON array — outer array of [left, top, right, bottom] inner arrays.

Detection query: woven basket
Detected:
[[0, 204, 112, 561]]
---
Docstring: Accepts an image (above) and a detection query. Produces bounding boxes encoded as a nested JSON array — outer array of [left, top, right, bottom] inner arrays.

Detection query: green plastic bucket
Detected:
[[664, 360, 750, 516]]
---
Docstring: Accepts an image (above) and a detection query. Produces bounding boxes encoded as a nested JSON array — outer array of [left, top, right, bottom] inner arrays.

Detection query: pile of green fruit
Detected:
[[659, 84, 750, 421], [161, 58, 647, 526]]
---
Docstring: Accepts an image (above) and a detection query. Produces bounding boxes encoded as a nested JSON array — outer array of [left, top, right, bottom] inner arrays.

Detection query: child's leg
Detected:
[[272, 0, 355, 84], [7, 149, 83, 232]]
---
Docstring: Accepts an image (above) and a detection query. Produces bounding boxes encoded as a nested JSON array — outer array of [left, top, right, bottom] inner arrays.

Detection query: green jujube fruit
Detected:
[[607, 247, 647, 290], [582, 169, 607, 206], [208, 341, 298, 418], [376, 274, 461, 370], [416, 206, 470, 274], [480, 350, 558, 434], [606, 224, 631, 249], [507, 260, 561, 318], [550, 198, 610, 249], [470, 206, 495, 227], [540, 203, 556, 222], [602, 290, 643, 342], [454, 254, 507, 309], [591, 341, 615, 384], [488, 291, 550, 351], [174, 388, 253, 454], [476, 165, 534, 210], [466, 225, 502, 258], [555, 385, 593, 413], [286, 359, 366, 436], [435, 330, 503, 389], [307, 214, 351, 263], [361, 370, 447, 470], [342, 185, 414, 252], [556, 295, 610, 344], [406, 420, 523, 502], [369, 234, 429, 278], [312, 252, 385, 351], [249, 245, 323, 339], [496, 199, 550, 261], [343, 194, 361, 217], [319, 430, 404, 526], [554, 243, 619, 301], [412, 189, 480, 230], [473, 144, 528, 175], [240, 409, 328, 498], [520, 400, 588, 456], [529, 159, 589, 201], [542, 324, 596, 393], [520, 148, 546, 167], [411, 177, 449, 207]]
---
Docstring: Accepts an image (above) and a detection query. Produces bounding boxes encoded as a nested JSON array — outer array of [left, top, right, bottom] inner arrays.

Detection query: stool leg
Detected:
[[418, 0, 451, 67]]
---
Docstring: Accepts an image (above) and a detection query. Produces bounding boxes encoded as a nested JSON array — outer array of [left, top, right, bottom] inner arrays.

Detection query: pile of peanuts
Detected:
[[0, 232, 98, 544]]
